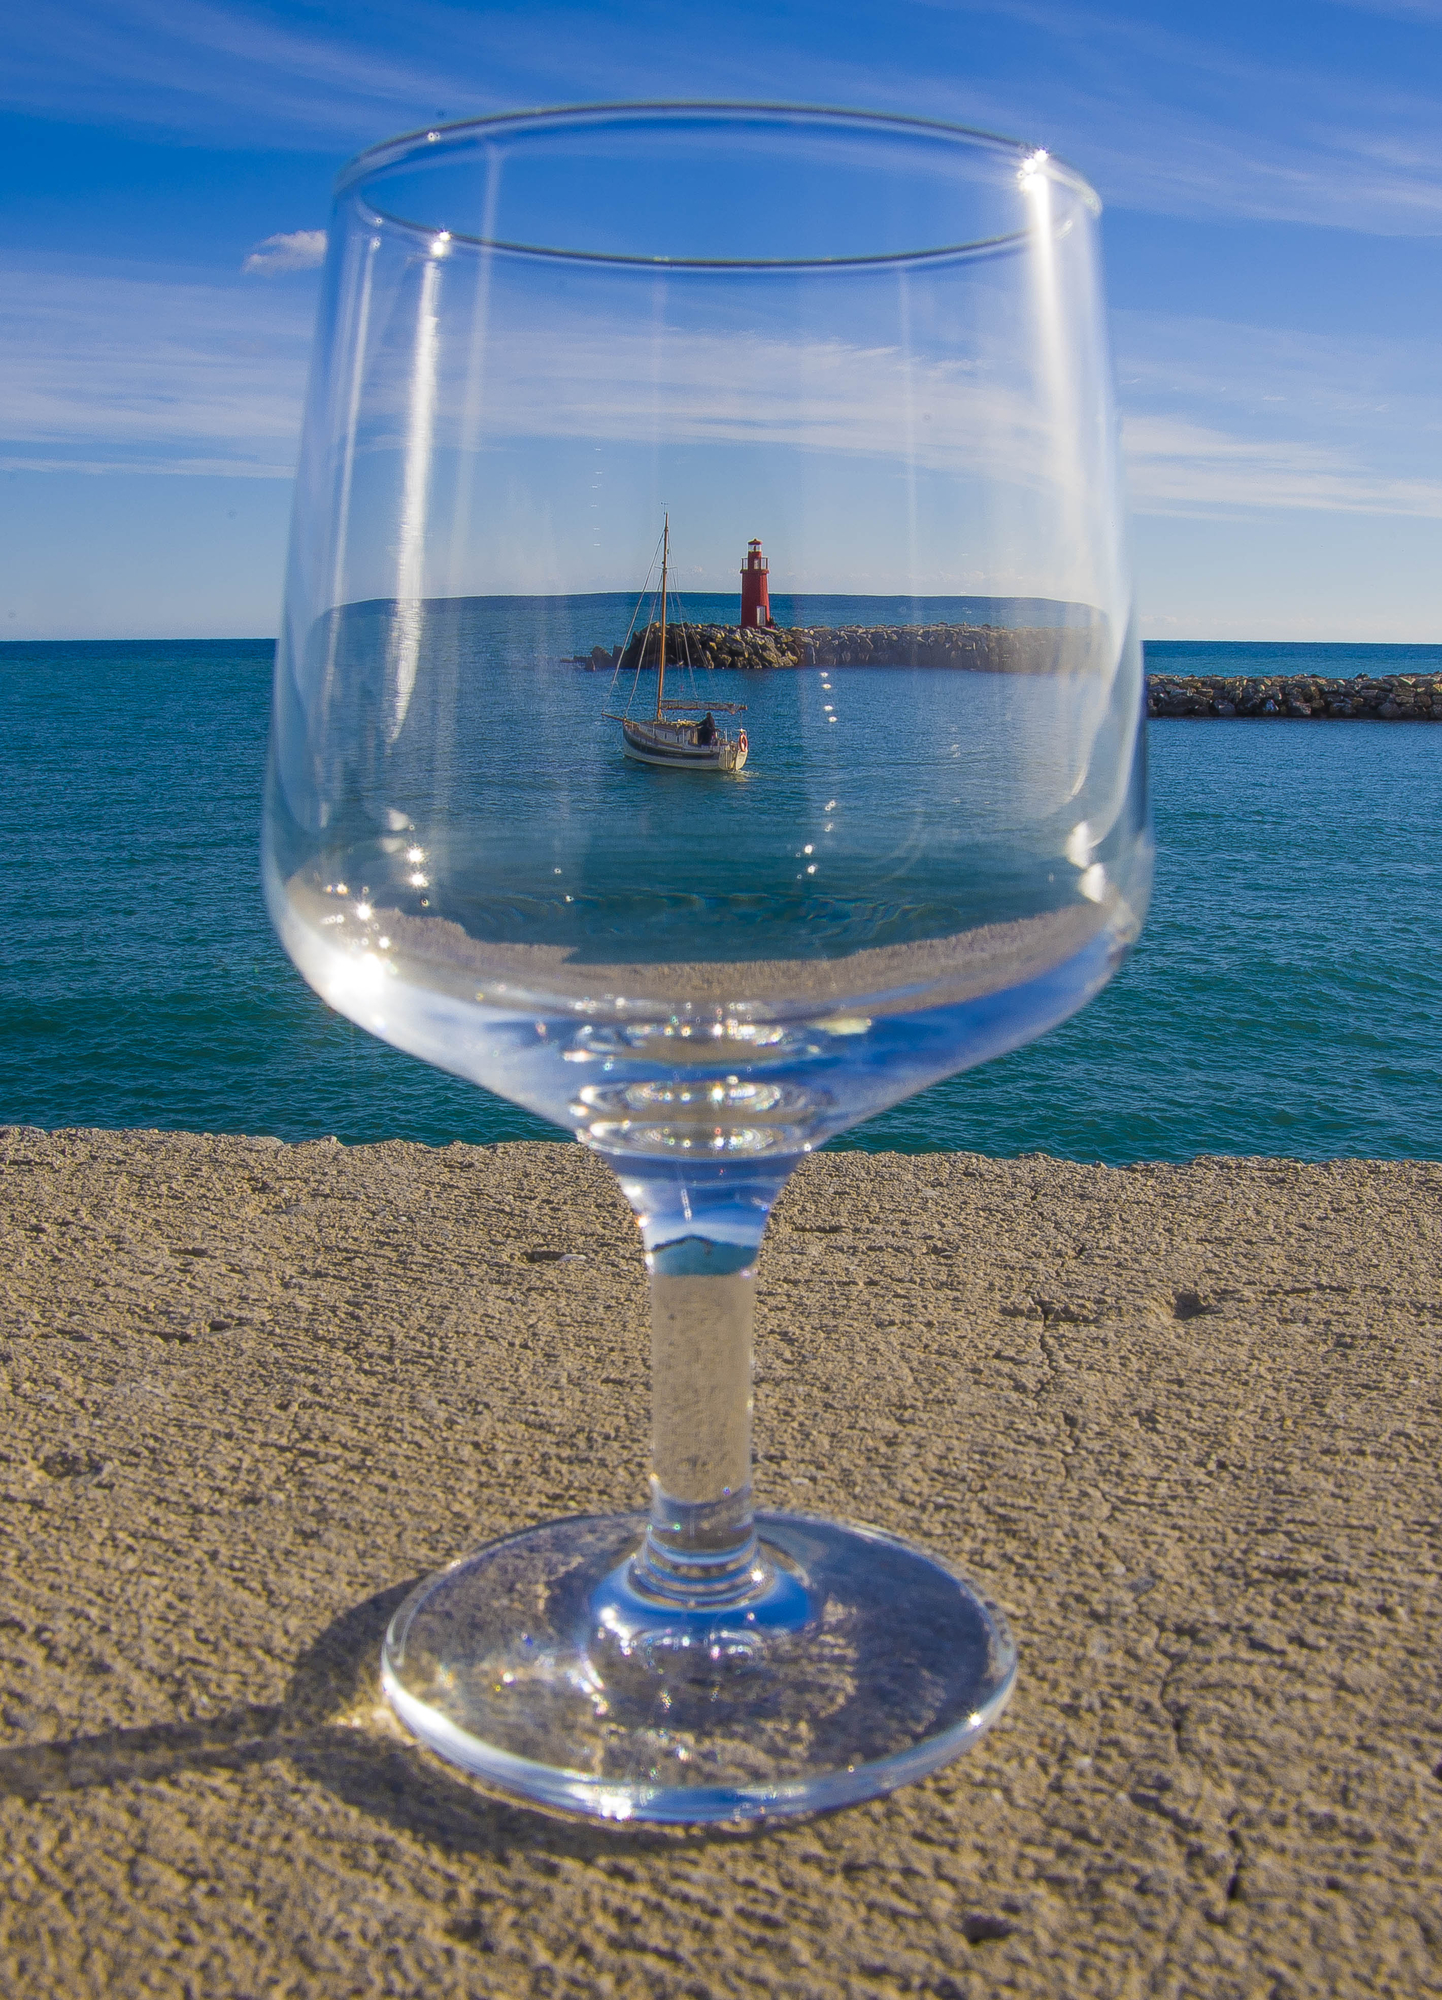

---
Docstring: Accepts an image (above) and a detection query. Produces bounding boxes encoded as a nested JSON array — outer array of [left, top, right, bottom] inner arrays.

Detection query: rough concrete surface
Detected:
[[0, 1127, 1439, 1999]]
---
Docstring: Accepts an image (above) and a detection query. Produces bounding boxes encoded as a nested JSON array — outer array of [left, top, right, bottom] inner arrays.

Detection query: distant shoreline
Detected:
[[4, 629, 1440, 659]]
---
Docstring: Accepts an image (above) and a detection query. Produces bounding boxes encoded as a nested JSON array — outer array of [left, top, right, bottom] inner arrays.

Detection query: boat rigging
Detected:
[[604, 517, 749, 772]]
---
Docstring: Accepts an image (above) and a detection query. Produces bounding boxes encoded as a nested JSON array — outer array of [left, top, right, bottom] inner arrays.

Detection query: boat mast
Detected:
[[655, 514, 668, 722]]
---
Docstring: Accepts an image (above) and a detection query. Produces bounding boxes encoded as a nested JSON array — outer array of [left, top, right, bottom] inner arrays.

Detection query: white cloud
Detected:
[[0, 258, 311, 474], [5, 243, 1439, 552], [1327, 0, 1442, 18], [426, 321, 1045, 474], [1122, 413, 1442, 519], [1115, 308, 1442, 519], [8, 1, 1442, 235], [243, 229, 328, 276], [4, 0, 462, 148], [920, 0, 1442, 234], [0, 453, 292, 477]]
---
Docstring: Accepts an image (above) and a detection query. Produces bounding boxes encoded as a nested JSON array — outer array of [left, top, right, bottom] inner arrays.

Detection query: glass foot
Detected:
[[381, 1511, 1017, 1825]]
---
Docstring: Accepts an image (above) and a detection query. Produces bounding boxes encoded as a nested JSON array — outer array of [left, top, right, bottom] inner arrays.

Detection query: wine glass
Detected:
[[264, 104, 1150, 1824]]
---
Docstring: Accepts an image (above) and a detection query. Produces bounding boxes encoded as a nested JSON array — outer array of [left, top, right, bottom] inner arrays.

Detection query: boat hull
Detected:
[[622, 718, 748, 771]]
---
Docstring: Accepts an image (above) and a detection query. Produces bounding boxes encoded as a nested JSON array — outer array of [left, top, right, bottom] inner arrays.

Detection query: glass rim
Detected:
[[333, 100, 1101, 272]]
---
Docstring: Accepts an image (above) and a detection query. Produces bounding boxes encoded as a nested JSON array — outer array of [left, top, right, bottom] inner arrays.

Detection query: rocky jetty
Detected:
[[591, 622, 796, 674], [591, 622, 1100, 675], [1147, 670, 1442, 720], [586, 628, 1442, 717]]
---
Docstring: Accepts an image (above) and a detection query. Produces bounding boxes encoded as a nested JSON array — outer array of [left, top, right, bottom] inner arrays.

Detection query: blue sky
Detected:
[[2, 0, 1439, 641]]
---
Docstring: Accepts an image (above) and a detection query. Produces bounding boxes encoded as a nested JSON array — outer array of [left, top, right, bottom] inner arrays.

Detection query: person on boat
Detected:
[[698, 712, 716, 745]]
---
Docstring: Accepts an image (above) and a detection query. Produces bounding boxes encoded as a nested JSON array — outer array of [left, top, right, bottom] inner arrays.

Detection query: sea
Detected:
[[4, 618, 1440, 1165]]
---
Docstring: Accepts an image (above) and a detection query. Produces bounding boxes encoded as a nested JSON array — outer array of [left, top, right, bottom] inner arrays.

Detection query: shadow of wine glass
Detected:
[[0, 1580, 742, 1856]]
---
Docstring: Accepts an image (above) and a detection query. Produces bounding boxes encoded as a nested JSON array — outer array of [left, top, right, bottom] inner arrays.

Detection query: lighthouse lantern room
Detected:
[[739, 537, 772, 629]]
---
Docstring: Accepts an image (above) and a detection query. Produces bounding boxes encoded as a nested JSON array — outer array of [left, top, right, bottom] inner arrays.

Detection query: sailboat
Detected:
[[606, 517, 748, 772]]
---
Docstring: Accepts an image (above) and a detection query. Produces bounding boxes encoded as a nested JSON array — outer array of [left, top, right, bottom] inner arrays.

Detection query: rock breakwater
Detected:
[[590, 622, 1101, 675], [1147, 671, 1442, 720], [586, 627, 1442, 717]]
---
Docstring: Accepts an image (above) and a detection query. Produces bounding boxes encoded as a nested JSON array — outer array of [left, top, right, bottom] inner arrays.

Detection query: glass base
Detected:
[[381, 1510, 1017, 1825]]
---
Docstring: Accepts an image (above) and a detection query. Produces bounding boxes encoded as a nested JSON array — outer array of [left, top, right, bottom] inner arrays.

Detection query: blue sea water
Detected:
[[3, 629, 1439, 1163]]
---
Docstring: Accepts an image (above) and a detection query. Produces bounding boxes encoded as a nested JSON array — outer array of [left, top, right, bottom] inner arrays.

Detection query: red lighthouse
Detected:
[[739, 537, 772, 629]]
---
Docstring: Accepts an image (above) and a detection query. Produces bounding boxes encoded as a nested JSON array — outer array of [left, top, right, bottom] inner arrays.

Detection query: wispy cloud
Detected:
[[7, 245, 1438, 537], [9, 1, 1442, 235], [0, 259, 311, 475], [5, 0, 461, 148], [243, 229, 328, 276], [0, 453, 293, 478], [3, 0, 656, 151], [927, 0, 1442, 233], [1327, 0, 1442, 19], [1115, 307, 1442, 518], [1123, 413, 1442, 518]]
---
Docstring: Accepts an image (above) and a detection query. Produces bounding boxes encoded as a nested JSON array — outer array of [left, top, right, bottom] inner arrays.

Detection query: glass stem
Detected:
[[607, 1154, 795, 1608]]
